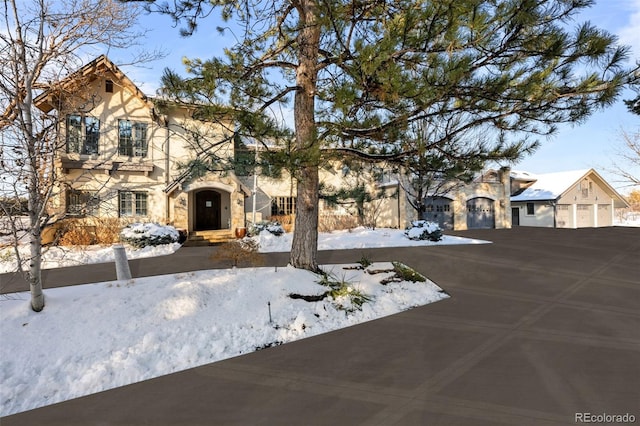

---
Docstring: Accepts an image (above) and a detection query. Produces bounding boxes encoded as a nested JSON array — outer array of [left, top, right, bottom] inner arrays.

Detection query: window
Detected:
[[119, 191, 148, 217], [67, 190, 100, 216], [105, 80, 113, 93], [271, 196, 296, 216], [66, 114, 100, 155], [526, 202, 535, 215], [580, 179, 591, 198], [118, 120, 148, 157]]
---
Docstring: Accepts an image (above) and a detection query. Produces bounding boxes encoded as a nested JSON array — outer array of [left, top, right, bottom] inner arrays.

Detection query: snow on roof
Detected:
[[511, 169, 590, 202], [510, 170, 538, 181]]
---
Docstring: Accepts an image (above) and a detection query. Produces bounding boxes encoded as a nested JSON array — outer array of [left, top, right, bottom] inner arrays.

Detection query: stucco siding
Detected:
[[512, 202, 555, 227]]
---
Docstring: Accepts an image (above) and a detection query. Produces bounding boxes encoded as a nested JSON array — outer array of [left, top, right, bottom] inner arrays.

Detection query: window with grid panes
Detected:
[[118, 120, 148, 157], [119, 191, 148, 217], [66, 114, 100, 155]]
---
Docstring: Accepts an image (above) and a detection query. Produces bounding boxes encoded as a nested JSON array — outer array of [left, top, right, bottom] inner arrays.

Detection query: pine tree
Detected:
[[147, 0, 634, 272]]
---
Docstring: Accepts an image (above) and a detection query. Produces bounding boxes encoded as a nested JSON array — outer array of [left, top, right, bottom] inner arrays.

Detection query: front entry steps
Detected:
[[184, 230, 235, 246]]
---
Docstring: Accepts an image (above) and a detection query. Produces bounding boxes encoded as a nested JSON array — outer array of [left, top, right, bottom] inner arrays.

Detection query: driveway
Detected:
[[2, 227, 639, 425]]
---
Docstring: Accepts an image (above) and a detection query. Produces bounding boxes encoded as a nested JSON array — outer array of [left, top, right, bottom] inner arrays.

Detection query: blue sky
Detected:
[[116, 0, 640, 193]]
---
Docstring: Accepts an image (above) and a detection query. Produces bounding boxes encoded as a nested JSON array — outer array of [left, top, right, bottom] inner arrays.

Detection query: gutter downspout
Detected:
[[164, 117, 170, 224]]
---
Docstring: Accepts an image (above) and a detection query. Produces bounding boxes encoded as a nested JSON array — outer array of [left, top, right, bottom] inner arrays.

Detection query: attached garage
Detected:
[[511, 169, 629, 229], [467, 197, 495, 229], [421, 196, 454, 229]]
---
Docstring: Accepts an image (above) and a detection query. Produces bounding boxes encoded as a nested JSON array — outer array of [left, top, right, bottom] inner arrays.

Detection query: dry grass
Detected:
[[55, 217, 131, 246], [318, 214, 359, 232], [210, 239, 264, 268]]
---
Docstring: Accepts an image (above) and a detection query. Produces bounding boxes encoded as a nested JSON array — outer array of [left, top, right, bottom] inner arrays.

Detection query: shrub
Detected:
[[404, 220, 443, 242], [210, 239, 264, 267], [58, 225, 97, 246], [319, 272, 372, 312], [93, 218, 124, 244], [248, 221, 285, 237], [120, 223, 180, 248]]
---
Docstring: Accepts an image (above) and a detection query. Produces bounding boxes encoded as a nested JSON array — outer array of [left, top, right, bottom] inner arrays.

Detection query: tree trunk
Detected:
[[28, 224, 45, 312], [290, 0, 320, 271], [291, 164, 320, 271]]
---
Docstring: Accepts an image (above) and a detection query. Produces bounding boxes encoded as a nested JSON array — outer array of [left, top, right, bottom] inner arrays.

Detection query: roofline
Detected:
[[578, 168, 630, 208], [34, 55, 148, 112], [512, 168, 630, 207]]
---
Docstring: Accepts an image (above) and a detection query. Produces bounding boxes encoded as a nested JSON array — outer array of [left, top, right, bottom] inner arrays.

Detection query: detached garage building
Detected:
[[511, 169, 628, 228]]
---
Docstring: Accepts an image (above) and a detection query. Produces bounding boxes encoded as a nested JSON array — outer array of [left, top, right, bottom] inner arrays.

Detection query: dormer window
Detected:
[[105, 80, 113, 93]]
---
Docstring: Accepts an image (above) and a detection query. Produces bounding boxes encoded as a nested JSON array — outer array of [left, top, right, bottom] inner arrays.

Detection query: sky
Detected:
[[112, 0, 640, 193]]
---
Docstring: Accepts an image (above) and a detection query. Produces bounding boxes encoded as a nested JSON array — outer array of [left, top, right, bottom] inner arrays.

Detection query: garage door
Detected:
[[467, 197, 495, 229], [597, 204, 611, 227], [421, 196, 454, 229], [576, 204, 593, 227], [556, 204, 571, 228]]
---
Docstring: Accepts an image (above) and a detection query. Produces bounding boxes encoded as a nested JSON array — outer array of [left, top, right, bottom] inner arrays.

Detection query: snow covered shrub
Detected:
[[120, 223, 180, 248], [248, 221, 285, 236], [404, 220, 443, 242]]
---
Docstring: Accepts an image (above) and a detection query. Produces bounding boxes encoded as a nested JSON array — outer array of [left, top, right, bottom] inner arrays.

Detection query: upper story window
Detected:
[[105, 80, 114, 93], [580, 179, 592, 198], [118, 120, 148, 157], [66, 114, 100, 155]]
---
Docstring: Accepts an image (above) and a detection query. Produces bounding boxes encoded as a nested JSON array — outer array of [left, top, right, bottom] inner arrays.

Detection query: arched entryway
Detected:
[[467, 197, 495, 229], [195, 190, 222, 231]]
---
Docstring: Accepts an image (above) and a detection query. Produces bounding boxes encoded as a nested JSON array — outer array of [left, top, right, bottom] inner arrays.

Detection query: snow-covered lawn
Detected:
[[255, 226, 487, 252], [0, 227, 484, 417]]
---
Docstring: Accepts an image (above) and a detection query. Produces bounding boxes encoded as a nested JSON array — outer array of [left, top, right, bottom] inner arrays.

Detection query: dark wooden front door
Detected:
[[195, 190, 221, 231], [512, 207, 520, 226]]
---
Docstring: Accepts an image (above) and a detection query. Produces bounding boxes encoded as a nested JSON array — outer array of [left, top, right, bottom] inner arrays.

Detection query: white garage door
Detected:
[[576, 204, 593, 227], [597, 204, 611, 227], [556, 205, 571, 228]]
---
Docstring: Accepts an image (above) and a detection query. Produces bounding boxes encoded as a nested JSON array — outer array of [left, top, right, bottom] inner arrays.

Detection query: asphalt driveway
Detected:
[[2, 227, 639, 425]]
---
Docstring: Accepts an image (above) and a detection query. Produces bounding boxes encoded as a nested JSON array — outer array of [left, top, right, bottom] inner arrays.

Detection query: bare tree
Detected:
[[0, 0, 151, 311], [609, 128, 640, 188]]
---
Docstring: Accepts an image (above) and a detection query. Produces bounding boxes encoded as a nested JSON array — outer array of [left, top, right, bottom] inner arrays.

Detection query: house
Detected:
[[510, 169, 629, 228], [35, 55, 250, 243], [36, 55, 513, 243]]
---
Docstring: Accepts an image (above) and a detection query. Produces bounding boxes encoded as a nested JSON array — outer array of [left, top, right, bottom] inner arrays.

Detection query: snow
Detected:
[[120, 222, 180, 240], [0, 226, 485, 417], [511, 169, 590, 202], [255, 226, 488, 252], [0, 243, 181, 274]]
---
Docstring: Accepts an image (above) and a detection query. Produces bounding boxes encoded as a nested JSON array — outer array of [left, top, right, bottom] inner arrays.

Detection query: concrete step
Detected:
[[183, 230, 235, 246]]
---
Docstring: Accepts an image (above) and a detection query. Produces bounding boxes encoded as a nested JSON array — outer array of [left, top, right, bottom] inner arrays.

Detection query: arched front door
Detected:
[[195, 190, 221, 231]]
